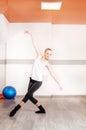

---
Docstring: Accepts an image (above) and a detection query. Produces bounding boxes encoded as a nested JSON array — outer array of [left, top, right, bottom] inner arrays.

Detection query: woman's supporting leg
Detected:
[[9, 79, 33, 117]]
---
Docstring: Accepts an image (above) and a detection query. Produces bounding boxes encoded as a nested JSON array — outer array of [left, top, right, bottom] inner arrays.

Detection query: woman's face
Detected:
[[44, 50, 52, 60]]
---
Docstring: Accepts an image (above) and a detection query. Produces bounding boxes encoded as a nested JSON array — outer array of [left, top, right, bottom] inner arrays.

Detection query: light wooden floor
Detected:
[[0, 96, 86, 130]]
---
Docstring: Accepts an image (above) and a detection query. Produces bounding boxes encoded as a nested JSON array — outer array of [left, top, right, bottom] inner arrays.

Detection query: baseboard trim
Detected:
[[16, 95, 86, 98]]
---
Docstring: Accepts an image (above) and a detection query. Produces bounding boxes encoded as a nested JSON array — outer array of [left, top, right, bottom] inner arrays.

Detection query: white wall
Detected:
[[0, 14, 8, 92], [0, 14, 8, 45], [52, 25, 86, 60], [0, 14, 86, 95], [6, 23, 86, 95]]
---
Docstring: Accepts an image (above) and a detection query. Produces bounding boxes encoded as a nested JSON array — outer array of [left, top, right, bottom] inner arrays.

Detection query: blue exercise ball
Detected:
[[2, 86, 16, 99]]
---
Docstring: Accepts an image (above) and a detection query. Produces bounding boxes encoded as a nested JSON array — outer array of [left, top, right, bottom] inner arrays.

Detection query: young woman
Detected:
[[9, 31, 62, 117]]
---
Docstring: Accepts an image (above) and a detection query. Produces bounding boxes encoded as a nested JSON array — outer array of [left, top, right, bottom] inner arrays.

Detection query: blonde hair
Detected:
[[44, 48, 52, 53]]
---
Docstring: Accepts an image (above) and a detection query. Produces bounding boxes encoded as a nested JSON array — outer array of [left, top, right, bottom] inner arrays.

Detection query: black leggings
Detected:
[[22, 77, 42, 104]]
